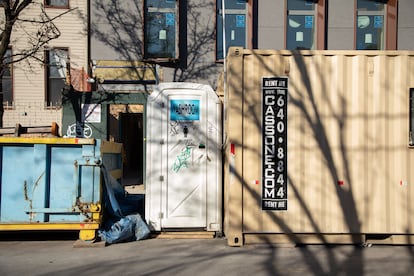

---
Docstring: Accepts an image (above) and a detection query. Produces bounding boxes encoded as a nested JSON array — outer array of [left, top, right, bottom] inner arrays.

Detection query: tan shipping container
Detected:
[[222, 47, 414, 246]]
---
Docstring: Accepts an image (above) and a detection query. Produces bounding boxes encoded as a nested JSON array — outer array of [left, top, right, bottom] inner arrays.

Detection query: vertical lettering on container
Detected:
[[261, 77, 288, 211]]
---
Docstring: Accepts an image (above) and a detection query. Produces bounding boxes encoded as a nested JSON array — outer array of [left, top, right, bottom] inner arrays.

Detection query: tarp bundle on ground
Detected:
[[98, 214, 150, 244], [98, 165, 150, 244]]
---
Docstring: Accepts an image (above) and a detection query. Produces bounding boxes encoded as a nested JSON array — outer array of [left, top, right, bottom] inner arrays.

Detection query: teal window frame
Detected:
[[144, 0, 179, 61], [356, 0, 386, 50], [286, 0, 317, 50], [216, 0, 248, 61]]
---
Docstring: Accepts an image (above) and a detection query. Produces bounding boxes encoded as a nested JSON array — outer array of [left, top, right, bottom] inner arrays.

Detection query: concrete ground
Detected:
[[0, 234, 413, 276]]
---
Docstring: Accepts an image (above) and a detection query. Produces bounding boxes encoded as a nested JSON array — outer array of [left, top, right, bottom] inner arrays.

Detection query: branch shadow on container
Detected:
[[223, 48, 414, 275]]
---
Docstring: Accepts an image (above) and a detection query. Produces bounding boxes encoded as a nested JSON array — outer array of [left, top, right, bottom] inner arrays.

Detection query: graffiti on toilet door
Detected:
[[172, 145, 192, 173]]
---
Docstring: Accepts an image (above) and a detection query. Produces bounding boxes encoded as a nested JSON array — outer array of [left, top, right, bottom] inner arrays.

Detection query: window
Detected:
[[2, 48, 13, 107], [356, 0, 386, 50], [216, 0, 248, 60], [45, 0, 69, 8], [46, 48, 68, 107], [286, 0, 317, 50], [144, 0, 179, 60]]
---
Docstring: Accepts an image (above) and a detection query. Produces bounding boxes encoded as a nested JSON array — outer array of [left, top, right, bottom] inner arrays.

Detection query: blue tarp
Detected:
[[99, 164, 150, 244]]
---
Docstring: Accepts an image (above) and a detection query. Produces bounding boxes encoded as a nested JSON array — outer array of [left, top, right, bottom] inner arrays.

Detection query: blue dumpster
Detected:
[[0, 137, 123, 240]]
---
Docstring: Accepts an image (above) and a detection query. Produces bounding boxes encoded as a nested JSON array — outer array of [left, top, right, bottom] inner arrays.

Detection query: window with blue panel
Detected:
[[286, 0, 315, 50], [356, 0, 386, 50], [216, 0, 248, 60], [144, 0, 178, 59]]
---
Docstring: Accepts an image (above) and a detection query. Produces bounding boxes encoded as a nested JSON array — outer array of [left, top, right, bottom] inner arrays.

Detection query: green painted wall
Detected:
[[62, 87, 147, 140]]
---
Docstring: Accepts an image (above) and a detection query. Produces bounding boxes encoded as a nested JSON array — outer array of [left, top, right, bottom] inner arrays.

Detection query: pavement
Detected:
[[0, 234, 413, 276]]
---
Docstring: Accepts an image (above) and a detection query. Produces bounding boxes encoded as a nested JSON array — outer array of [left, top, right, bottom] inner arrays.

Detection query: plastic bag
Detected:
[[98, 214, 151, 244]]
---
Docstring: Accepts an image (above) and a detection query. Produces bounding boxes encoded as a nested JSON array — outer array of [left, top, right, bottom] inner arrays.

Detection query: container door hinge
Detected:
[[158, 212, 164, 219], [159, 175, 164, 181]]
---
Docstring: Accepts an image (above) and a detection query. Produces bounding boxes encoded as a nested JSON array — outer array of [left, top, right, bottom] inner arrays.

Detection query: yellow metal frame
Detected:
[[0, 137, 95, 145], [0, 204, 102, 241], [0, 223, 100, 231], [0, 223, 100, 240]]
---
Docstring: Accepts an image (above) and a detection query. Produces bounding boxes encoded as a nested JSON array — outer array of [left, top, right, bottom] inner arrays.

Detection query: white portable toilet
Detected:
[[145, 82, 222, 233]]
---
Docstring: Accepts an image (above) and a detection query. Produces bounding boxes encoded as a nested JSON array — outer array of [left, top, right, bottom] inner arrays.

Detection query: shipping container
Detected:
[[222, 47, 414, 246], [0, 137, 123, 241]]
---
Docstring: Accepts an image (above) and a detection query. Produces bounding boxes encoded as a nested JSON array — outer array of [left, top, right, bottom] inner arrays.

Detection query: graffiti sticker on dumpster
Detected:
[[262, 76, 288, 211]]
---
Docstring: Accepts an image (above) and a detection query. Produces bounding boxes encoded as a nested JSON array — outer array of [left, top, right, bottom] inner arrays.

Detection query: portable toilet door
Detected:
[[145, 82, 222, 233]]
